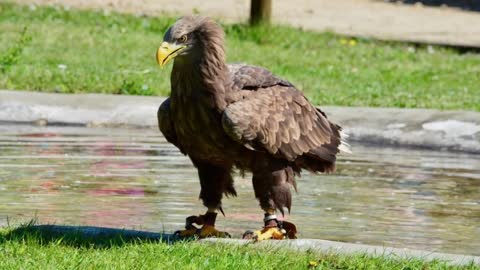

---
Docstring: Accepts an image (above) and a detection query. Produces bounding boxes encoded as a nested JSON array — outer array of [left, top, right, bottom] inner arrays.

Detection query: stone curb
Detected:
[[12, 225, 480, 266], [1, 90, 479, 154], [202, 239, 480, 266]]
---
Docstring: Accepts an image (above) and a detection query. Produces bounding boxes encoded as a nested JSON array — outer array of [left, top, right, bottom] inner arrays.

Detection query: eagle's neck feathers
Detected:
[[172, 20, 229, 111]]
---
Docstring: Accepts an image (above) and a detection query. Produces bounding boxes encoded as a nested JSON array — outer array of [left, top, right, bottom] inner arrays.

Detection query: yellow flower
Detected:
[[340, 39, 357, 46], [308, 260, 319, 267]]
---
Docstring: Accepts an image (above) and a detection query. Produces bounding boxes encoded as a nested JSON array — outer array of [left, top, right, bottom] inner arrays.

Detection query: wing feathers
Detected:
[[222, 85, 345, 163], [222, 64, 349, 167]]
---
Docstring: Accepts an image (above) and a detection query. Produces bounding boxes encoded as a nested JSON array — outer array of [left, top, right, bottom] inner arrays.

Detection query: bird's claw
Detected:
[[243, 227, 286, 241], [174, 227, 199, 238], [243, 221, 297, 241], [199, 224, 231, 238], [174, 214, 231, 239], [174, 225, 230, 239]]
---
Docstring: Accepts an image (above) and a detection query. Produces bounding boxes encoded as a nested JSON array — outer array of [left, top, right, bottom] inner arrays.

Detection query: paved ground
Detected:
[[1, 90, 479, 154], [12, 0, 480, 47]]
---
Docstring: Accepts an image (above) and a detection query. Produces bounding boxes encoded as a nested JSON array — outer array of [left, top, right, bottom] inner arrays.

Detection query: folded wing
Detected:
[[222, 65, 348, 171]]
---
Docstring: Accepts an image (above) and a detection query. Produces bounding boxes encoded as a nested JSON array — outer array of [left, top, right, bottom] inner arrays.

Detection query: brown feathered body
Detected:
[[158, 17, 347, 214]]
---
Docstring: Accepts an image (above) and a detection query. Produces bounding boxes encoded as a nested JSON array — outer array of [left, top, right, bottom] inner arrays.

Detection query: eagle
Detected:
[[156, 16, 349, 240]]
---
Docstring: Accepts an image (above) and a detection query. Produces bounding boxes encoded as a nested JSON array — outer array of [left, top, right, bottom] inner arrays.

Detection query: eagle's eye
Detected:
[[178, 35, 188, 43]]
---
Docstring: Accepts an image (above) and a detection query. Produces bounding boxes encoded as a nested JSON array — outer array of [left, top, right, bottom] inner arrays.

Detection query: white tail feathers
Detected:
[[338, 131, 352, 154]]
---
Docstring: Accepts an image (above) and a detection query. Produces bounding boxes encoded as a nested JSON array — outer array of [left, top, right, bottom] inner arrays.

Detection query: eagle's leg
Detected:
[[198, 209, 231, 238], [244, 165, 298, 240], [175, 209, 230, 238], [175, 161, 236, 238], [244, 209, 298, 240]]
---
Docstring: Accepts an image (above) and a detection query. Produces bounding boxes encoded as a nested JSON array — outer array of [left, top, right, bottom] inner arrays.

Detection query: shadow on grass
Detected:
[[1, 221, 188, 248]]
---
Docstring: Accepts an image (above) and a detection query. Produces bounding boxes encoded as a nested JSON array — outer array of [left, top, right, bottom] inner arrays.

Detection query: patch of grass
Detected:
[[0, 225, 478, 270], [0, 2, 479, 110], [0, 26, 31, 73]]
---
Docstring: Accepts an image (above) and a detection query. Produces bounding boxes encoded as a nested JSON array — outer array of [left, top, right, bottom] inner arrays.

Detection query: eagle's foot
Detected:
[[174, 212, 230, 239], [243, 220, 298, 241], [199, 224, 231, 238], [245, 227, 286, 241], [174, 225, 231, 238], [174, 227, 199, 238]]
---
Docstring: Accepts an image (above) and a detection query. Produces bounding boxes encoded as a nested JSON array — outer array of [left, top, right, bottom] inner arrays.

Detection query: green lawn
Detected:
[[0, 2, 479, 111], [0, 226, 477, 270]]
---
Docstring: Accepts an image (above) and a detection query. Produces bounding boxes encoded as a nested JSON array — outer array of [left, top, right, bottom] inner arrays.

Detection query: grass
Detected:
[[0, 225, 478, 270], [0, 2, 479, 111]]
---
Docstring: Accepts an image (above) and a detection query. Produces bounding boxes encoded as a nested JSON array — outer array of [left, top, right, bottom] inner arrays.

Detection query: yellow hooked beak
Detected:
[[156, 42, 186, 68]]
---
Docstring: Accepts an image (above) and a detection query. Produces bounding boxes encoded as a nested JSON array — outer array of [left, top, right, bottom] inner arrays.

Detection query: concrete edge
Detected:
[[201, 239, 480, 266], [1, 90, 479, 154], [11, 225, 480, 266]]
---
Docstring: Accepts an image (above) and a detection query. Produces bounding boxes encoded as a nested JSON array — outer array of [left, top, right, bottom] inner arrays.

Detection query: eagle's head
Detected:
[[156, 16, 225, 67]]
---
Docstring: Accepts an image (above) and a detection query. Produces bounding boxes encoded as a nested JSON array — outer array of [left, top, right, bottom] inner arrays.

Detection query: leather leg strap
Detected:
[[264, 213, 279, 228]]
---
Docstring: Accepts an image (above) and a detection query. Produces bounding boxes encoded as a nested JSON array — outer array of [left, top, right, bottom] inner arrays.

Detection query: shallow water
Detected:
[[0, 125, 479, 255]]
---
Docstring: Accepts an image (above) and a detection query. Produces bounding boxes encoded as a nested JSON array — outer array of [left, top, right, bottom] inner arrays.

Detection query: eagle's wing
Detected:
[[228, 63, 291, 91], [223, 65, 348, 168]]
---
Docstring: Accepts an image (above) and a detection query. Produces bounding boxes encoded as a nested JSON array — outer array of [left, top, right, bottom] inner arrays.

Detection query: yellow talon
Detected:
[[175, 227, 198, 238], [199, 224, 231, 238], [175, 225, 230, 239], [253, 227, 286, 241], [175, 212, 230, 239], [243, 220, 297, 241]]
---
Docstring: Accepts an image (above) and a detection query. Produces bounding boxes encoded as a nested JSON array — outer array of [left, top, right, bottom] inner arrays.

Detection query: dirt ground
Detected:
[[11, 0, 480, 47]]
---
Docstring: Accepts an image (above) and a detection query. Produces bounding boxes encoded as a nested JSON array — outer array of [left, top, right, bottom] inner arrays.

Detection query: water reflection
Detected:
[[0, 125, 478, 255]]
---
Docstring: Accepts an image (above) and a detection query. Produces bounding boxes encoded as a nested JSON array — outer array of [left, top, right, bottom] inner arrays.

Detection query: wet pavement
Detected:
[[0, 124, 479, 255]]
